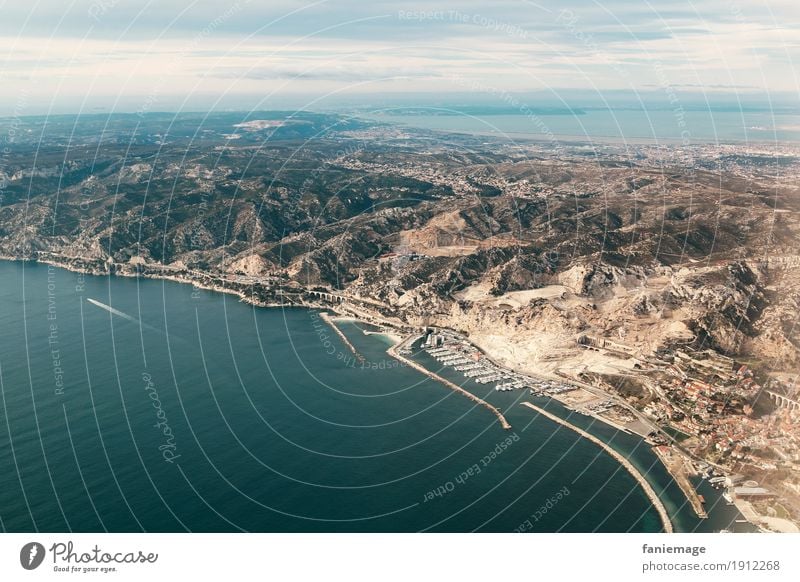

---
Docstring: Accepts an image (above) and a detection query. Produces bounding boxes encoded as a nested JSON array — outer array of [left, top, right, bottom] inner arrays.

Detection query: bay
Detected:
[[0, 261, 744, 532], [365, 108, 800, 143]]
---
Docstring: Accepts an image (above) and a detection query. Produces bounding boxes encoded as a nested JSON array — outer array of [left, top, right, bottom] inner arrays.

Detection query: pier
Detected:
[[320, 312, 364, 362], [652, 446, 708, 519], [521, 402, 673, 533], [388, 338, 512, 430]]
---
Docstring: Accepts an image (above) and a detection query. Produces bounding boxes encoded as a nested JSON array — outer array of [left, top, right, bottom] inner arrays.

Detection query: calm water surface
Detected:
[[0, 261, 745, 532], [367, 109, 800, 143]]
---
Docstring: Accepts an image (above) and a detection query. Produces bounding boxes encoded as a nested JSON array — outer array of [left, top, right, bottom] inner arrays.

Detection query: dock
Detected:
[[320, 312, 364, 362], [388, 339, 512, 430], [652, 446, 708, 519], [521, 401, 674, 533]]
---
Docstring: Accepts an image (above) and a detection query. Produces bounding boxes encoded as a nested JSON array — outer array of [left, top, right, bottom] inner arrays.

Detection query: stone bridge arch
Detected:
[[767, 391, 800, 411]]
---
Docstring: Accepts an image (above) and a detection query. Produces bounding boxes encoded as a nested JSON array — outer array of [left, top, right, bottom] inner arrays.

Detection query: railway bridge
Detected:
[[309, 290, 343, 303], [767, 390, 800, 411]]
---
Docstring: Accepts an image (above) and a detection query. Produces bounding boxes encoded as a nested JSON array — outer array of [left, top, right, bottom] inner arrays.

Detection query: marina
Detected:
[[419, 330, 579, 398], [414, 329, 732, 526], [388, 336, 512, 430], [0, 261, 749, 533]]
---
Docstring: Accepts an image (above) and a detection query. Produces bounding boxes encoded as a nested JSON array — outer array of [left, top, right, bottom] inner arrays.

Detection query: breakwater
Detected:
[[521, 401, 673, 533], [652, 446, 707, 519], [320, 312, 364, 362], [388, 338, 511, 430]]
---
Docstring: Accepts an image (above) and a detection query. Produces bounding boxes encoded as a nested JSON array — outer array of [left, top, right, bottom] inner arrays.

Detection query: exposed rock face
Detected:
[[0, 111, 798, 381], [558, 263, 646, 298], [363, 250, 795, 382], [228, 254, 272, 277]]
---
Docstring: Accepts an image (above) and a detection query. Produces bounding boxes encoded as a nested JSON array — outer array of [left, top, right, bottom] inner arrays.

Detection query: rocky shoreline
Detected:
[[0, 254, 784, 532]]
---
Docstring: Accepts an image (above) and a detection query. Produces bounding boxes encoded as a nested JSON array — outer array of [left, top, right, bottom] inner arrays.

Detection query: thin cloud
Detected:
[[0, 0, 797, 113]]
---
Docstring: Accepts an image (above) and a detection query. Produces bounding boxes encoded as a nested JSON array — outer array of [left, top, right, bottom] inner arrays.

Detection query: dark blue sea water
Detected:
[[0, 261, 745, 532], [367, 109, 800, 143]]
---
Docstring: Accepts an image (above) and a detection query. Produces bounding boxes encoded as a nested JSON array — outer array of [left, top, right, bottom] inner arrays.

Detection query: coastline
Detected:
[[387, 335, 512, 430], [319, 312, 365, 362], [521, 402, 674, 533], [21, 254, 395, 323], [328, 315, 404, 345], [1, 256, 718, 530], [363, 115, 800, 146], [652, 446, 708, 519]]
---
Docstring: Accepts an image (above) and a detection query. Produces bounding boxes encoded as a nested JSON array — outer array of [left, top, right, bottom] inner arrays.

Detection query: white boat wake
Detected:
[[86, 298, 139, 323]]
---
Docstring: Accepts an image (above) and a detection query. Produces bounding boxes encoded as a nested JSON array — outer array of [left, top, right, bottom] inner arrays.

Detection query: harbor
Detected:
[[362, 325, 746, 531], [521, 402, 674, 533], [0, 261, 752, 533], [388, 336, 512, 430], [320, 312, 365, 362], [417, 330, 580, 397], [652, 446, 708, 519]]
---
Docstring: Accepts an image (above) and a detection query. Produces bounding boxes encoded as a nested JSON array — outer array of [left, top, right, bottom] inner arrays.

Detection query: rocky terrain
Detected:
[[2, 110, 800, 523], [1, 112, 798, 385]]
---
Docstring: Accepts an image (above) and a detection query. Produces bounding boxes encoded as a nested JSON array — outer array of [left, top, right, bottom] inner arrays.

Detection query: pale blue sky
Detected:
[[0, 0, 798, 114]]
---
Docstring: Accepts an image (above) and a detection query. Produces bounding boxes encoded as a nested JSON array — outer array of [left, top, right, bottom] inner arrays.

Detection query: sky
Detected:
[[0, 0, 798, 114]]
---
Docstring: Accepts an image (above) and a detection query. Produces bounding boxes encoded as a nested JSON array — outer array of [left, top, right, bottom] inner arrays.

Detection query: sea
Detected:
[[0, 261, 749, 532], [364, 108, 800, 144]]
